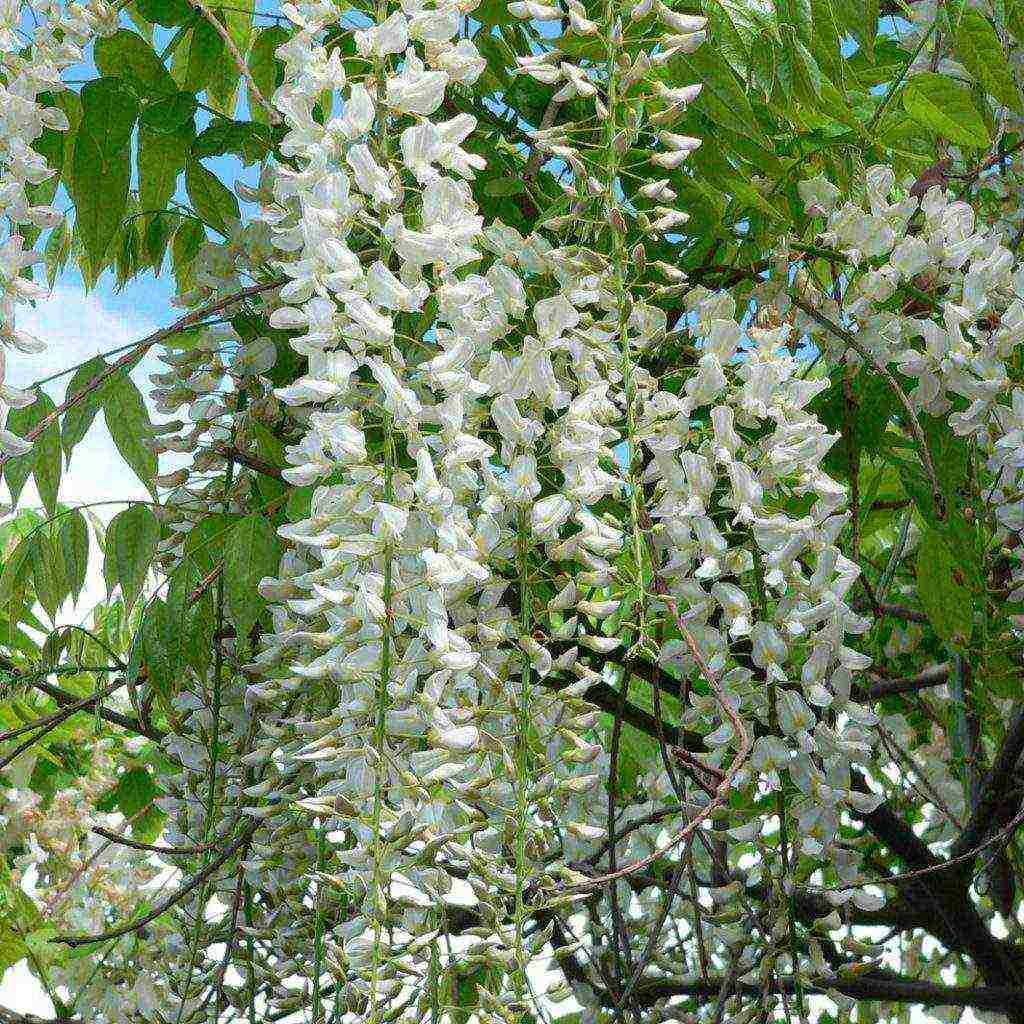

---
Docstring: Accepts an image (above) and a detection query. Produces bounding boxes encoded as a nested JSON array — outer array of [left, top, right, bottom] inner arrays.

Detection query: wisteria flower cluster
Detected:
[[4, 2, 1024, 1024]]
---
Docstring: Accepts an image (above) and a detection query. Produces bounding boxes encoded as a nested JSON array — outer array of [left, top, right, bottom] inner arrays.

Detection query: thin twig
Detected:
[[56, 822, 258, 947], [0, 280, 282, 471], [187, 0, 281, 124], [0, 681, 123, 771], [90, 827, 212, 857], [576, 510, 753, 890], [23, 676, 164, 741], [792, 296, 946, 520]]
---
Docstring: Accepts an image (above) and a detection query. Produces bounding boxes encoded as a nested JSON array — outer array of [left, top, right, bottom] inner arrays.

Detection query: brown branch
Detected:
[[631, 972, 1024, 1012], [953, 704, 1024, 867], [212, 444, 284, 481], [864, 661, 951, 699], [525, 97, 562, 179]]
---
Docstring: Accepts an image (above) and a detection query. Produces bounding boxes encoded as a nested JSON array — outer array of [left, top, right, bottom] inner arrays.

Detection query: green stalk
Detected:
[[311, 819, 328, 1024], [366, 5, 398, 1019], [173, 394, 244, 1024], [512, 505, 533, 1014], [600, 3, 649, 1000], [368, 411, 396, 1024]]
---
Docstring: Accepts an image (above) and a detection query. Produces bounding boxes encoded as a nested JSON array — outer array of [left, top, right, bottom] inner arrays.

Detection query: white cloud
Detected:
[[6, 281, 162, 512], [0, 961, 54, 1018], [2, 282, 172, 622]]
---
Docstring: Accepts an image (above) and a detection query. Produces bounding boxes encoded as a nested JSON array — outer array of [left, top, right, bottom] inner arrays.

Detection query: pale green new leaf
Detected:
[[903, 72, 990, 148], [956, 9, 1022, 111]]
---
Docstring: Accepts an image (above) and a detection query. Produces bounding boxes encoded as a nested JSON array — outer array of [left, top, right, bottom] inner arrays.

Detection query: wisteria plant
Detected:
[[3, 1, 1024, 1022]]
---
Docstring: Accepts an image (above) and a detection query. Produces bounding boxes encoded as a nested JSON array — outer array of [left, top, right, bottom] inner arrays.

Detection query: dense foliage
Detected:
[[3, 0, 1024, 1022]]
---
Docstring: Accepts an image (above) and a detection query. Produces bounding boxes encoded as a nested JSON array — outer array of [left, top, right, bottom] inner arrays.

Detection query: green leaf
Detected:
[[59, 509, 89, 602], [61, 357, 108, 461], [843, 0, 878, 61], [915, 529, 974, 644], [68, 78, 139, 269], [450, 966, 501, 1024], [136, 0, 192, 26], [0, 928, 27, 972], [171, 216, 206, 293], [667, 49, 769, 147], [223, 513, 279, 642], [206, 0, 254, 115], [139, 124, 192, 214], [192, 120, 272, 165], [251, 421, 286, 468], [31, 392, 61, 518], [25, 927, 64, 968], [44, 218, 72, 288], [103, 376, 157, 493], [786, 30, 825, 107], [140, 91, 198, 134], [165, 559, 213, 676], [0, 534, 35, 611], [97, 766, 159, 818], [107, 505, 159, 609], [30, 530, 67, 621], [185, 157, 240, 235], [777, 0, 813, 44], [132, 803, 166, 843], [812, 368, 898, 478], [286, 485, 314, 522], [141, 599, 177, 698], [94, 30, 176, 97], [171, 17, 224, 93], [125, 0, 157, 40], [2, 393, 51, 505], [956, 9, 1021, 111], [142, 211, 177, 271], [903, 72, 990, 148], [247, 26, 288, 124], [484, 177, 525, 196], [1010, 0, 1024, 41]]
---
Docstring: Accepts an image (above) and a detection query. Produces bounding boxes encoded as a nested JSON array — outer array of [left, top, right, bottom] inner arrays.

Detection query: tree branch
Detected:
[[56, 822, 258, 948], [0, 280, 282, 471], [632, 972, 1024, 1012]]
